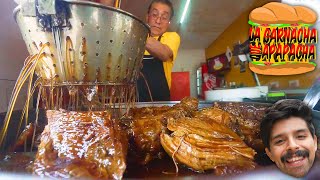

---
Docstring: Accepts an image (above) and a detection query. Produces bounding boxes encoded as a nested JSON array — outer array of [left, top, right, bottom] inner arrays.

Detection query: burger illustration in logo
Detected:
[[248, 2, 317, 75]]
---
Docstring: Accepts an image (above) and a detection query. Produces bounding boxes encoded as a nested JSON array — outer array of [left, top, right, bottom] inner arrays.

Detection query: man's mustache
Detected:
[[281, 150, 309, 163]]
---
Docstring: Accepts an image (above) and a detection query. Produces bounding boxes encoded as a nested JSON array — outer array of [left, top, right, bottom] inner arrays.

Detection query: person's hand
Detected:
[[145, 37, 173, 61], [146, 37, 159, 48]]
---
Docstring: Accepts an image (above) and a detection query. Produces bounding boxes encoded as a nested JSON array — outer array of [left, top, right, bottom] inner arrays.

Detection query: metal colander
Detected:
[[14, 0, 149, 85]]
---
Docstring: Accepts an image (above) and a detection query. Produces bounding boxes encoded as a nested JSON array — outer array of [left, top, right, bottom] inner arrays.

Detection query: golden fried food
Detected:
[[10, 123, 34, 152], [32, 110, 128, 179], [127, 97, 199, 165], [194, 107, 233, 127], [160, 117, 256, 174], [213, 102, 269, 152]]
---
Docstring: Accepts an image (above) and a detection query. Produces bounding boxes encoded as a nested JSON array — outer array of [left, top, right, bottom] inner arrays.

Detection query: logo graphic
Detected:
[[248, 2, 317, 75], [213, 58, 223, 70]]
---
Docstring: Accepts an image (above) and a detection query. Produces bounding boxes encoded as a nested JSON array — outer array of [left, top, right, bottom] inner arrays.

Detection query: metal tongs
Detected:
[[303, 78, 320, 109]]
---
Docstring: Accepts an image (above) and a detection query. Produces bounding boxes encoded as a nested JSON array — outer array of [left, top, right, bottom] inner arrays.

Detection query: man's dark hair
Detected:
[[260, 99, 315, 150], [147, 0, 174, 19]]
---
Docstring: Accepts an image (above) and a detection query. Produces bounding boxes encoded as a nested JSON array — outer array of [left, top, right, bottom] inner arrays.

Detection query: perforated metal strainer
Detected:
[[14, 0, 150, 85]]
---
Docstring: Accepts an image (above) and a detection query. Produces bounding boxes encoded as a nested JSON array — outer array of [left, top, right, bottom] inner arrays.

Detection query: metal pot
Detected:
[[14, 0, 150, 85]]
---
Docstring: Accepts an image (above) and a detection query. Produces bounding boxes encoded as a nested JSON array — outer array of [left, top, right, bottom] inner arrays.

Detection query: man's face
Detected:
[[266, 117, 317, 178], [146, 2, 171, 37]]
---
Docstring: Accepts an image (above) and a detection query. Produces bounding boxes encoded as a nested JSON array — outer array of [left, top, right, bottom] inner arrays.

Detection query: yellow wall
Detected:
[[205, 0, 319, 89]]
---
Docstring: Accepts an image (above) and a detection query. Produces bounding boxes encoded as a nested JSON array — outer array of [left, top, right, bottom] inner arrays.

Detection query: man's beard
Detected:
[[281, 149, 310, 163]]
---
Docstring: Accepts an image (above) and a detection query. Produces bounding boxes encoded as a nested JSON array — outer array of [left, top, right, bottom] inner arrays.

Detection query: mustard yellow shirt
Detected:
[[144, 32, 180, 89]]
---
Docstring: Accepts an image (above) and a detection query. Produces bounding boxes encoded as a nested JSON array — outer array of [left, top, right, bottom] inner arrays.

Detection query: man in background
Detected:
[[260, 99, 318, 178], [137, 0, 180, 102]]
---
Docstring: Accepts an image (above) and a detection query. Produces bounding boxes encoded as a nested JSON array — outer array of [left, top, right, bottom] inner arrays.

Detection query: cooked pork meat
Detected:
[[213, 102, 268, 121], [175, 96, 199, 114], [10, 123, 35, 152], [129, 97, 199, 119], [160, 117, 256, 174], [127, 97, 199, 165], [211, 102, 270, 152], [194, 107, 233, 127], [194, 107, 243, 143], [128, 115, 168, 165], [29, 98, 265, 178], [32, 110, 128, 179], [129, 106, 171, 118]]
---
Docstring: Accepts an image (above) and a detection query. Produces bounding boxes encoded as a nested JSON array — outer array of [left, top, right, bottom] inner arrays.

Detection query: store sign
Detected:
[[248, 2, 318, 75]]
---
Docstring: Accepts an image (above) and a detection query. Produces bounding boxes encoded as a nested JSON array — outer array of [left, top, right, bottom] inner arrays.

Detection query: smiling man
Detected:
[[260, 99, 318, 178], [137, 0, 180, 102]]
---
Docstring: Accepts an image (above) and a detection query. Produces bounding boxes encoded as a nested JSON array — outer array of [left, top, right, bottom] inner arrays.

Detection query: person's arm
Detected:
[[145, 32, 181, 62], [145, 37, 173, 62]]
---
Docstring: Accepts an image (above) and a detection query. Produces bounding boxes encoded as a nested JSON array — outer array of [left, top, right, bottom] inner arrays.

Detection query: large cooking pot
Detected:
[[14, 0, 150, 85]]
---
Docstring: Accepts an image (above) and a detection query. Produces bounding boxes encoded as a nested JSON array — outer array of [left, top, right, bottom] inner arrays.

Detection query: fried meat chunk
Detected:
[[32, 110, 128, 179], [160, 117, 256, 175]]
